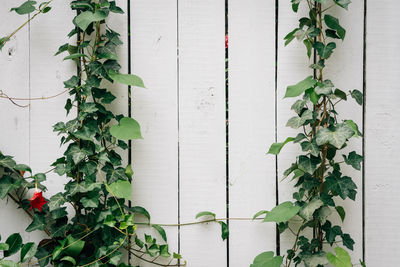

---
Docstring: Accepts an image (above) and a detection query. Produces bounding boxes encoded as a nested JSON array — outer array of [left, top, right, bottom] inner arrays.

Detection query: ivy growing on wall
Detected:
[[0, 1, 183, 266], [251, 0, 365, 267]]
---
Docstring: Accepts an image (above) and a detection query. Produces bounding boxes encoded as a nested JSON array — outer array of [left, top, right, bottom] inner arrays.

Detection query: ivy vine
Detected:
[[251, 1, 365, 267]]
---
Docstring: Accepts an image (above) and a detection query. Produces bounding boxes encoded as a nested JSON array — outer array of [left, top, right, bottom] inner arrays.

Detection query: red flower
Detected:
[[225, 34, 228, 48], [29, 191, 47, 212]]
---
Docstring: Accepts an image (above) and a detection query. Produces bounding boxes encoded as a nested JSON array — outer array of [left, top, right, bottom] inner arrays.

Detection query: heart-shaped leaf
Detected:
[[110, 117, 142, 140]]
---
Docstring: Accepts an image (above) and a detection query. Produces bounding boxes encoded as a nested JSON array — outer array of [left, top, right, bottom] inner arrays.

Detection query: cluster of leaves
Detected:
[[252, 0, 365, 267], [1, 1, 183, 266], [0, 1, 52, 50]]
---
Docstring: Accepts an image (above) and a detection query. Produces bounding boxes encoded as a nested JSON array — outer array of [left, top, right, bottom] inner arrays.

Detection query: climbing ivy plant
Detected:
[[0, 1, 183, 266], [252, 0, 365, 267]]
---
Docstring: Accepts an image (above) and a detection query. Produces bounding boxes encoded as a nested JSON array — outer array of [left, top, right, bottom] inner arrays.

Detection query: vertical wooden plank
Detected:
[[365, 0, 400, 265], [324, 1, 364, 262], [228, 0, 276, 265], [0, 0, 32, 245], [130, 0, 179, 265], [277, 0, 312, 255], [29, 0, 75, 194], [178, 0, 227, 265], [28, 0, 76, 243]]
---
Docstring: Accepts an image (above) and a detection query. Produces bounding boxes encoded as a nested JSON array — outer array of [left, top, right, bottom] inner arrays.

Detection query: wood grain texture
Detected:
[[0, 2, 34, 248], [365, 0, 400, 265], [130, 0, 179, 265], [28, 0, 76, 245], [228, 0, 277, 265], [276, 0, 312, 256], [29, 0, 75, 195], [323, 1, 364, 261], [178, 0, 227, 265]]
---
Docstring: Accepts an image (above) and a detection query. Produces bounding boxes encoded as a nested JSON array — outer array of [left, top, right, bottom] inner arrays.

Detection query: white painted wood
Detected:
[[324, 1, 364, 262], [277, 0, 313, 257], [29, 0, 75, 194], [28, 0, 76, 246], [365, 0, 400, 265], [228, 0, 276, 265], [0, 2, 34, 249], [130, 0, 179, 266], [178, 0, 227, 266]]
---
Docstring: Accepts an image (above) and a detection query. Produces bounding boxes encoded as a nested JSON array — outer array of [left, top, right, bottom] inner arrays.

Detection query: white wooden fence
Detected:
[[0, 0, 399, 266]]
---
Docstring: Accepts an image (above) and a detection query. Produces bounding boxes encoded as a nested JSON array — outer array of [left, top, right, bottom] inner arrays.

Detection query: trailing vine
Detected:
[[1, 1, 185, 266], [250, 1, 365, 267]]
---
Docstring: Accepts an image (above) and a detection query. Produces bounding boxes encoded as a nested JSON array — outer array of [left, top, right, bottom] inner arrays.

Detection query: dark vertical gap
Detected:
[[127, 0, 132, 264], [274, 0, 280, 256], [362, 0, 367, 263], [176, 0, 181, 264], [225, 0, 230, 266]]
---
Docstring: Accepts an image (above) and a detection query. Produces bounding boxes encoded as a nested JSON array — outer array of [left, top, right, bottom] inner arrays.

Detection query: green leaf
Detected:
[[345, 120, 361, 138], [159, 244, 171, 258], [313, 42, 336, 59], [298, 155, 317, 174], [107, 180, 132, 201], [299, 198, 323, 221], [325, 172, 357, 200], [10, 1, 37, 15], [14, 164, 32, 173], [0, 154, 16, 169], [301, 141, 320, 157], [63, 53, 88, 61], [152, 224, 167, 242], [125, 164, 133, 180], [253, 210, 268, 220], [128, 206, 151, 221], [334, 0, 351, 10], [26, 214, 47, 232], [0, 175, 15, 199], [263, 202, 300, 223], [173, 252, 182, 259], [251, 251, 283, 267], [315, 206, 332, 225], [20, 243, 37, 263], [218, 221, 229, 241], [285, 76, 317, 98], [343, 151, 363, 170], [350, 89, 363, 105], [315, 80, 334, 95], [324, 14, 346, 40], [195, 211, 216, 219], [64, 235, 85, 257], [60, 256, 76, 266], [284, 28, 299, 46], [342, 233, 355, 250], [334, 89, 347, 100], [0, 37, 8, 51], [49, 193, 65, 211], [110, 117, 142, 140], [360, 260, 366, 267], [63, 76, 79, 88], [4, 233, 22, 257], [326, 247, 352, 267], [109, 70, 145, 88], [286, 110, 313, 129], [304, 39, 312, 58], [315, 123, 354, 149], [0, 243, 9, 251], [335, 206, 346, 222], [267, 137, 294, 155], [73, 10, 108, 31]]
